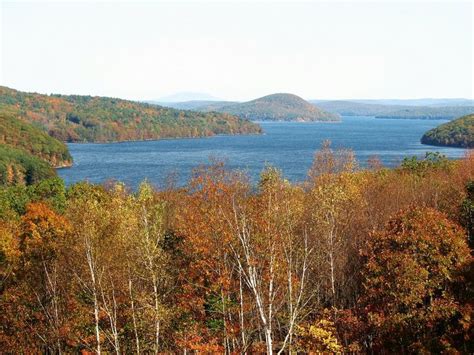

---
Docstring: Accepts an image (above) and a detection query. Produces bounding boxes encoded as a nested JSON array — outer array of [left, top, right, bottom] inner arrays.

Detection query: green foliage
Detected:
[[0, 177, 66, 218], [0, 111, 72, 186], [421, 113, 474, 148], [0, 184, 31, 218], [401, 151, 450, 174], [462, 180, 474, 248], [0, 145, 56, 186], [29, 177, 67, 213], [0, 111, 72, 167], [0, 86, 262, 143]]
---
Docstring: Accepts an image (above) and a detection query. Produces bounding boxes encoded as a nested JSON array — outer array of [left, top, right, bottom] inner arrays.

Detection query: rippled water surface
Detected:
[[58, 116, 467, 188]]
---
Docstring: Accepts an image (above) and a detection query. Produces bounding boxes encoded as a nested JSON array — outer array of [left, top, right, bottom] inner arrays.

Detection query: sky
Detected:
[[1, 0, 472, 101]]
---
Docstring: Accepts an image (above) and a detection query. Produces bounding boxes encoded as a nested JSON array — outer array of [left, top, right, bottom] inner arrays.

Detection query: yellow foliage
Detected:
[[296, 312, 343, 352]]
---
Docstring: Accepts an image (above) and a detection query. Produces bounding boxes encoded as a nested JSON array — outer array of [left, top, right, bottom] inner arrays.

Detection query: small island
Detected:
[[421, 113, 474, 148]]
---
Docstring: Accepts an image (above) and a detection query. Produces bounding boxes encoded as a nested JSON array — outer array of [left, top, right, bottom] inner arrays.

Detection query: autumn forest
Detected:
[[1, 143, 473, 353], [2, 1, 474, 352]]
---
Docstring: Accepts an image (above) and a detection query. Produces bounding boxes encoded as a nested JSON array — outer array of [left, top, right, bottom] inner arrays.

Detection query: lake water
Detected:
[[58, 116, 468, 188]]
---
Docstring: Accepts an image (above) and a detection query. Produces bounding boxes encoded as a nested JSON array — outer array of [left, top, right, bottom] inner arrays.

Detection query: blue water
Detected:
[[58, 116, 468, 188]]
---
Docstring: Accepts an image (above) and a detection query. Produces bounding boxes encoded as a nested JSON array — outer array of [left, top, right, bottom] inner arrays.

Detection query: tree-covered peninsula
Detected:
[[0, 86, 262, 143], [421, 113, 474, 148]]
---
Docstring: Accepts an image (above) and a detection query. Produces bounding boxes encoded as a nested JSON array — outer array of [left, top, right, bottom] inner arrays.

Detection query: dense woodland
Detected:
[[0, 145, 56, 186], [1, 142, 473, 353], [0, 86, 262, 143], [0, 111, 72, 166], [0, 111, 72, 186], [422, 114, 474, 148]]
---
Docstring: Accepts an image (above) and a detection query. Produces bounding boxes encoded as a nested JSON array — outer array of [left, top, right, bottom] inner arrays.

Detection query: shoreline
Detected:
[[64, 131, 265, 145]]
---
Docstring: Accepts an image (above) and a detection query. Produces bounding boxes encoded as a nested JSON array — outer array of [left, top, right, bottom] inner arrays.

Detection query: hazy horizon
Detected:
[[1, 1, 472, 101]]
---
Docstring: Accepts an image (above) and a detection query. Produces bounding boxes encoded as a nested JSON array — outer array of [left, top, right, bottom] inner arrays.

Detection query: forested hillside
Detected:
[[421, 113, 474, 148], [0, 145, 56, 185], [196, 93, 340, 121], [0, 86, 262, 143], [0, 111, 72, 167], [0, 111, 72, 185], [1, 145, 473, 353]]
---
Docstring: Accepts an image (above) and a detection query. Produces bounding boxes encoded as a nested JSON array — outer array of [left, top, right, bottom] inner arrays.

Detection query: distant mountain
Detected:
[[0, 86, 262, 143], [196, 93, 340, 122], [313, 99, 474, 119], [312, 98, 474, 107], [314, 100, 408, 117], [154, 92, 221, 103], [421, 114, 474, 148], [376, 106, 474, 120]]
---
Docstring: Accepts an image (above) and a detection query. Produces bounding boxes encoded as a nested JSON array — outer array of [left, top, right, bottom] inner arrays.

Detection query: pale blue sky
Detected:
[[1, 1, 472, 101]]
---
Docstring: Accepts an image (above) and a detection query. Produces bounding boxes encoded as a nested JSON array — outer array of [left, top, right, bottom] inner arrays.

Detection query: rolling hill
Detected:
[[421, 114, 474, 148], [197, 93, 340, 122], [0, 86, 262, 143]]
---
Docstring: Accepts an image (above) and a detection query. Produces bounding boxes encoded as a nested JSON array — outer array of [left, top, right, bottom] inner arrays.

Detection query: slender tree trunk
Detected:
[[152, 277, 161, 354], [142, 207, 161, 354], [265, 328, 273, 355], [220, 286, 229, 354], [128, 277, 141, 354], [86, 239, 101, 355], [238, 268, 246, 351]]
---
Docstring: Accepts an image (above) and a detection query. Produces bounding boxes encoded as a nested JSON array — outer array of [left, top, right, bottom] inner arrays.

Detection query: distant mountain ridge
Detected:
[[314, 99, 474, 119], [376, 106, 474, 120], [312, 98, 474, 107]]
